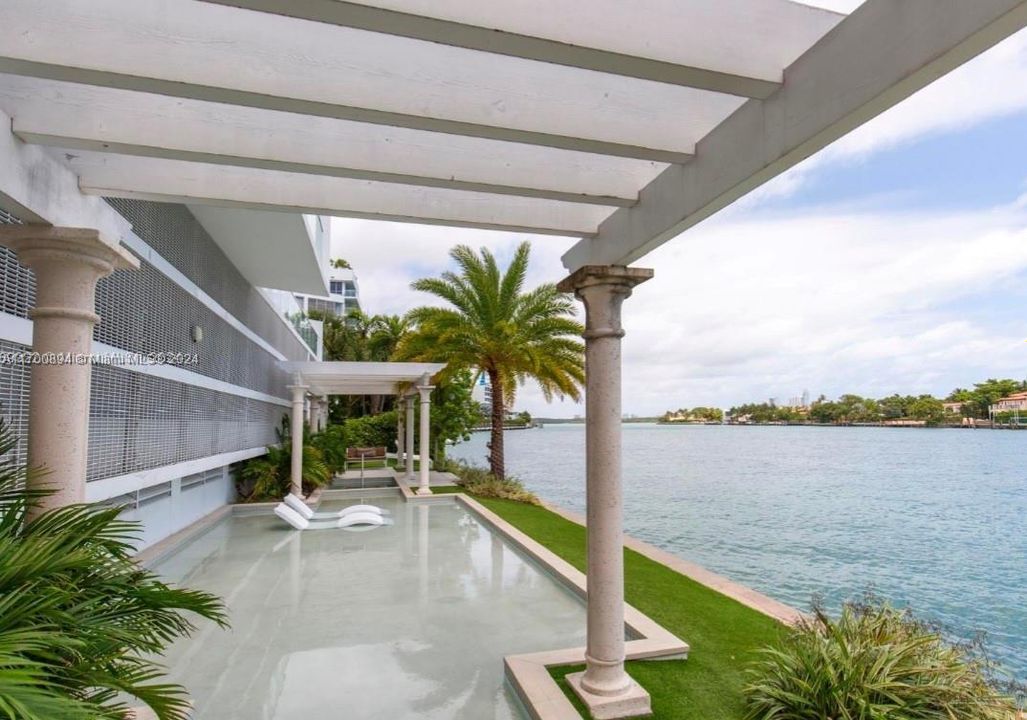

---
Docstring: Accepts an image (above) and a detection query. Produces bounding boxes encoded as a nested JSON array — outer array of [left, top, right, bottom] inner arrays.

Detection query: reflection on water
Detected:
[[452, 423, 1027, 681], [154, 496, 585, 719]]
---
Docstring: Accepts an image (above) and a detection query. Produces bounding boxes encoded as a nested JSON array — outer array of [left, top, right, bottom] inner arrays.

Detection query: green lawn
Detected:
[[434, 489, 785, 719]]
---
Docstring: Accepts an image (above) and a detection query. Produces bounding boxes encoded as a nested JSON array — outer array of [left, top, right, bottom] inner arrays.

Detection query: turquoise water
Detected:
[[452, 424, 1027, 680]]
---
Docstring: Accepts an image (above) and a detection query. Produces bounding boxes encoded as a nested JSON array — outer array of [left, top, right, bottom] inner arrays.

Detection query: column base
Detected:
[[416, 486, 432, 496], [566, 672, 651, 720]]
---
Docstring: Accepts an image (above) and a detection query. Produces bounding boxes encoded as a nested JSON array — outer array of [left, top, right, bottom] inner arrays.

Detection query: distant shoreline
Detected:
[[530, 419, 1026, 430]]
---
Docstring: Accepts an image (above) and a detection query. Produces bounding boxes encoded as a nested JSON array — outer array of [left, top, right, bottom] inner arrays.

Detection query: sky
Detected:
[[330, 24, 1027, 418]]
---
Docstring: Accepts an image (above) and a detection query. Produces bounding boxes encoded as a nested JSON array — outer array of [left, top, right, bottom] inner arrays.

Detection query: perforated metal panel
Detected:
[[93, 260, 290, 396], [104, 199, 313, 365], [0, 202, 294, 483], [0, 339, 31, 469], [87, 363, 285, 482]]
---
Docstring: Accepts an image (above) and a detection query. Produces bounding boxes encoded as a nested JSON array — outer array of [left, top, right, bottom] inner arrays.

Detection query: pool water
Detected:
[[153, 495, 586, 719]]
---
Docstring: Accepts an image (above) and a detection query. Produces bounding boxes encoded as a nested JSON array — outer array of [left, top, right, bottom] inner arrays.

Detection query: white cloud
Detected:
[[745, 27, 1027, 206], [331, 220, 575, 317], [333, 200, 1027, 417]]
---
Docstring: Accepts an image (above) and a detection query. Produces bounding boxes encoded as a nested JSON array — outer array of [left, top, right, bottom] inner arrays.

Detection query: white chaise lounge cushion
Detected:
[[275, 503, 310, 530], [274, 503, 386, 530], [284, 494, 388, 519], [337, 512, 385, 527]]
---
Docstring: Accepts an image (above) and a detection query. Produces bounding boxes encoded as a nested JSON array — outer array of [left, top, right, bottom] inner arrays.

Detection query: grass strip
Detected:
[[436, 489, 785, 719]]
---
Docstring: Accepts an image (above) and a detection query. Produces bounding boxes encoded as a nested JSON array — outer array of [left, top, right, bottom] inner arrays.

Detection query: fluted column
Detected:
[[288, 384, 308, 497], [417, 374, 433, 495], [557, 265, 653, 719], [0, 226, 138, 519]]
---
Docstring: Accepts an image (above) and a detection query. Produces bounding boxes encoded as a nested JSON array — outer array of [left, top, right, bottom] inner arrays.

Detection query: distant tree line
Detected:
[[726, 378, 1026, 427], [659, 406, 724, 423]]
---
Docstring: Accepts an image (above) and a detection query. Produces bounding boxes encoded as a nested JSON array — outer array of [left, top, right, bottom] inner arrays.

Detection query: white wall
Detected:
[[118, 466, 235, 551]]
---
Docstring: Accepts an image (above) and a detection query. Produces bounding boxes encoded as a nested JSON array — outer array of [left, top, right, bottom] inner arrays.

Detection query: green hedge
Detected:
[[343, 410, 398, 450]]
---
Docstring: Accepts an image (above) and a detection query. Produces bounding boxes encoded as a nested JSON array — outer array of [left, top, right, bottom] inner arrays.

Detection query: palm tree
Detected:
[[0, 417, 227, 719], [367, 314, 411, 414], [368, 314, 411, 361], [400, 243, 584, 478]]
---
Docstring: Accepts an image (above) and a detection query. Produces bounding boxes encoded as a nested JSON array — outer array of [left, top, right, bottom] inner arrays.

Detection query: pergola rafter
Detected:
[[0, 0, 1018, 271], [198, 0, 819, 98]]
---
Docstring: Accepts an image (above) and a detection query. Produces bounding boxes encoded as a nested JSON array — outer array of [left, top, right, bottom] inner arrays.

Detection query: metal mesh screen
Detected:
[[94, 261, 290, 396], [104, 199, 313, 363], [0, 203, 293, 483], [87, 363, 284, 482], [0, 339, 31, 468]]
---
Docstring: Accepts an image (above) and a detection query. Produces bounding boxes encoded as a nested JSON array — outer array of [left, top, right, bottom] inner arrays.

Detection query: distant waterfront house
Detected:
[[942, 401, 965, 414], [990, 391, 1027, 413]]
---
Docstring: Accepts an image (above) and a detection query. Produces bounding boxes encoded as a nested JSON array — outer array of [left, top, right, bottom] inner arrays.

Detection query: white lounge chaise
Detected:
[[283, 493, 389, 520], [274, 503, 386, 531]]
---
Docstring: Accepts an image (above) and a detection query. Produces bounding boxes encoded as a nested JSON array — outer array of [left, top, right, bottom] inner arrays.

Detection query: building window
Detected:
[[329, 280, 344, 295]]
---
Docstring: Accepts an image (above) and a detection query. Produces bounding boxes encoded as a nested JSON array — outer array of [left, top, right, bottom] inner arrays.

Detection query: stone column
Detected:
[[417, 374, 433, 496], [320, 395, 329, 430], [404, 395, 415, 481], [0, 227, 137, 519], [288, 384, 308, 497], [308, 398, 316, 432], [396, 399, 405, 468], [557, 265, 653, 719]]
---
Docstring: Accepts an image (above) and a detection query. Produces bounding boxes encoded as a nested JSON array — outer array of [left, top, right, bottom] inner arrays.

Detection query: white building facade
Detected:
[[294, 266, 361, 318]]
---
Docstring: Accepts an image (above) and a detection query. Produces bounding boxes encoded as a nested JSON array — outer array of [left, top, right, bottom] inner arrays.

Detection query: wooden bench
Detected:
[[345, 446, 388, 471]]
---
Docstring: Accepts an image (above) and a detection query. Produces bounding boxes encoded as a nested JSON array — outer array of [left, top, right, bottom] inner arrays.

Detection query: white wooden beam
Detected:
[[562, 0, 1027, 270], [0, 76, 659, 204], [0, 61, 691, 165], [15, 131, 635, 209], [0, 108, 129, 246], [200, 0, 784, 98], [67, 153, 604, 238]]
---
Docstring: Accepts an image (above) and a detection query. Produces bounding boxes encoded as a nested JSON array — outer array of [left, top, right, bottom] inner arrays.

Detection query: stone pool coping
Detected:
[[453, 494, 690, 720]]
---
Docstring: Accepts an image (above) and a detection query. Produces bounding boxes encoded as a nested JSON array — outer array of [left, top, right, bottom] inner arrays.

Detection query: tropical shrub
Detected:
[[237, 417, 330, 501], [310, 424, 348, 474], [0, 418, 227, 719], [445, 460, 540, 505], [744, 598, 1021, 720]]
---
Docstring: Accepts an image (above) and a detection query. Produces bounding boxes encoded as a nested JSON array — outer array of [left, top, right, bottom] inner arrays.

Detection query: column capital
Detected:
[[558, 265, 653, 341], [556, 265, 653, 295], [0, 225, 139, 272], [417, 384, 434, 400]]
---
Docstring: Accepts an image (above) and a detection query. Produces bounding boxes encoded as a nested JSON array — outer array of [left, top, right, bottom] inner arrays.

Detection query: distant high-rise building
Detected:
[[294, 266, 361, 317], [471, 373, 493, 416]]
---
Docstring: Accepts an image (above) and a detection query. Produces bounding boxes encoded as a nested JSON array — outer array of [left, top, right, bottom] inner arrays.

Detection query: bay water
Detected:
[[451, 423, 1026, 680]]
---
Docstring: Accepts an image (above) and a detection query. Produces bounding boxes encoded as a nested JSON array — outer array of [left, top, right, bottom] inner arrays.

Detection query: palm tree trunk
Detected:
[[488, 370, 505, 479]]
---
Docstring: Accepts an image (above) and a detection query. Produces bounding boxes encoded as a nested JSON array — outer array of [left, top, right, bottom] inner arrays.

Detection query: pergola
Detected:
[[1, 1, 1025, 717], [282, 361, 446, 495]]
